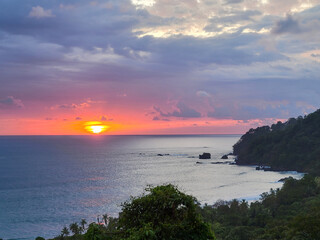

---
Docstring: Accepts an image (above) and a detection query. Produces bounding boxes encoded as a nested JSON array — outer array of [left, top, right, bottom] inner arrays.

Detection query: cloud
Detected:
[[0, 0, 319, 133], [154, 102, 201, 118], [224, 0, 243, 4], [152, 116, 170, 121], [28, 6, 55, 18], [101, 115, 113, 121], [59, 4, 76, 10], [57, 103, 89, 109], [271, 14, 301, 34], [207, 104, 289, 121], [0, 96, 24, 108], [51, 99, 104, 110], [132, 0, 156, 9], [75, 117, 82, 120], [196, 90, 211, 98], [203, 77, 320, 120]]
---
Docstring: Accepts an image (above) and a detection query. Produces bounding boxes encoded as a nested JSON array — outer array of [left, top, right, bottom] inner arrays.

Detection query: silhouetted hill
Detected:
[[233, 109, 320, 175]]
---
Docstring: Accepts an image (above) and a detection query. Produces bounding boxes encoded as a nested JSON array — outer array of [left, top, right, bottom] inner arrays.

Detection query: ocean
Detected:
[[0, 135, 302, 239]]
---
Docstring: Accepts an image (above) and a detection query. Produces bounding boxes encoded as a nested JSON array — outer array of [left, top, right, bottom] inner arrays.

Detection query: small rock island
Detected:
[[199, 152, 211, 159], [221, 154, 228, 159]]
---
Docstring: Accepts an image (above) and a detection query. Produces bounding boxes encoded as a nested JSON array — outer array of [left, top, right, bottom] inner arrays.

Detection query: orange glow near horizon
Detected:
[[84, 121, 109, 134], [0, 116, 285, 135]]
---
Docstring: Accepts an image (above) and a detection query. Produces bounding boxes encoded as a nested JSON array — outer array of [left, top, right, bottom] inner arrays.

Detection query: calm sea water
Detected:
[[0, 135, 302, 239]]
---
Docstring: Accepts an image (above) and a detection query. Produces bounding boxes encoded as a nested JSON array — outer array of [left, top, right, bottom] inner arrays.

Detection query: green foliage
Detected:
[[80, 219, 87, 233], [61, 226, 70, 237], [199, 175, 320, 240], [288, 206, 320, 240], [105, 217, 119, 232], [118, 184, 215, 240], [69, 222, 81, 236], [83, 223, 106, 240], [54, 176, 320, 240], [35, 237, 45, 240], [233, 109, 320, 175]]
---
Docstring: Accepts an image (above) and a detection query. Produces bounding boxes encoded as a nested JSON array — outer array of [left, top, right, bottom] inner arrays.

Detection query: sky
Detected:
[[0, 0, 320, 135]]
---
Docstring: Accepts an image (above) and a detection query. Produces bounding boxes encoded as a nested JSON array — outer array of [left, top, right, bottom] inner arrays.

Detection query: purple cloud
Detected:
[[0, 0, 319, 134], [154, 102, 201, 118], [272, 14, 301, 35], [0, 96, 24, 108]]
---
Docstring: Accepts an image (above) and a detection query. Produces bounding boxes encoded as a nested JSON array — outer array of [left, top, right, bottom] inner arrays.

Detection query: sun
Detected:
[[84, 121, 109, 134], [87, 125, 106, 134]]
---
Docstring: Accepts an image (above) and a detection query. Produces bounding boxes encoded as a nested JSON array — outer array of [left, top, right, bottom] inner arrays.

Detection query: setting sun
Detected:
[[84, 121, 109, 134]]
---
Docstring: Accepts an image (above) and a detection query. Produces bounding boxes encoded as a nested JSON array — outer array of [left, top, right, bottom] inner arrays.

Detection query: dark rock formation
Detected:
[[221, 154, 228, 159], [199, 152, 211, 159]]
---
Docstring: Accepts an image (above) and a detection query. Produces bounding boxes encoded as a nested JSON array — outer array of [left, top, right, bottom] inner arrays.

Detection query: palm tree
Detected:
[[69, 222, 80, 235], [61, 226, 69, 237], [80, 219, 87, 233], [102, 214, 108, 225]]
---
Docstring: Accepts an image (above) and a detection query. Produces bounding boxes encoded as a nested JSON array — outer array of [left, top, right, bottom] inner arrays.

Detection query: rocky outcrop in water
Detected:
[[199, 153, 211, 159]]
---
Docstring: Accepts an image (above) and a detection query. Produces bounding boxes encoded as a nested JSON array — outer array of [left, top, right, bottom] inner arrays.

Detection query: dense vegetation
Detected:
[[200, 175, 320, 240], [51, 184, 214, 240], [51, 176, 320, 240], [233, 109, 320, 175]]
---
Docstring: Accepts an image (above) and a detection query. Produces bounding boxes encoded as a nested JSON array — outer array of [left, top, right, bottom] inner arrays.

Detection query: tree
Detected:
[[118, 184, 215, 240], [84, 223, 106, 240], [232, 108, 320, 174], [61, 226, 70, 237], [80, 219, 87, 233], [288, 206, 320, 240], [102, 214, 108, 225], [69, 222, 80, 235]]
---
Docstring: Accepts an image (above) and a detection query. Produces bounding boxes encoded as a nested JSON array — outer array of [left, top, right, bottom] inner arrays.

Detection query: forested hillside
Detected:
[[233, 109, 320, 175], [200, 175, 320, 240]]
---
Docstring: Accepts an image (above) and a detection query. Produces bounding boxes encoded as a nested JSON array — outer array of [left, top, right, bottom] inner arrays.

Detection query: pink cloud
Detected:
[[0, 96, 24, 109]]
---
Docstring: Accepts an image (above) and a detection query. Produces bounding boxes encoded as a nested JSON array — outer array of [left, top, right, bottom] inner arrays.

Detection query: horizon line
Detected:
[[0, 133, 244, 137]]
